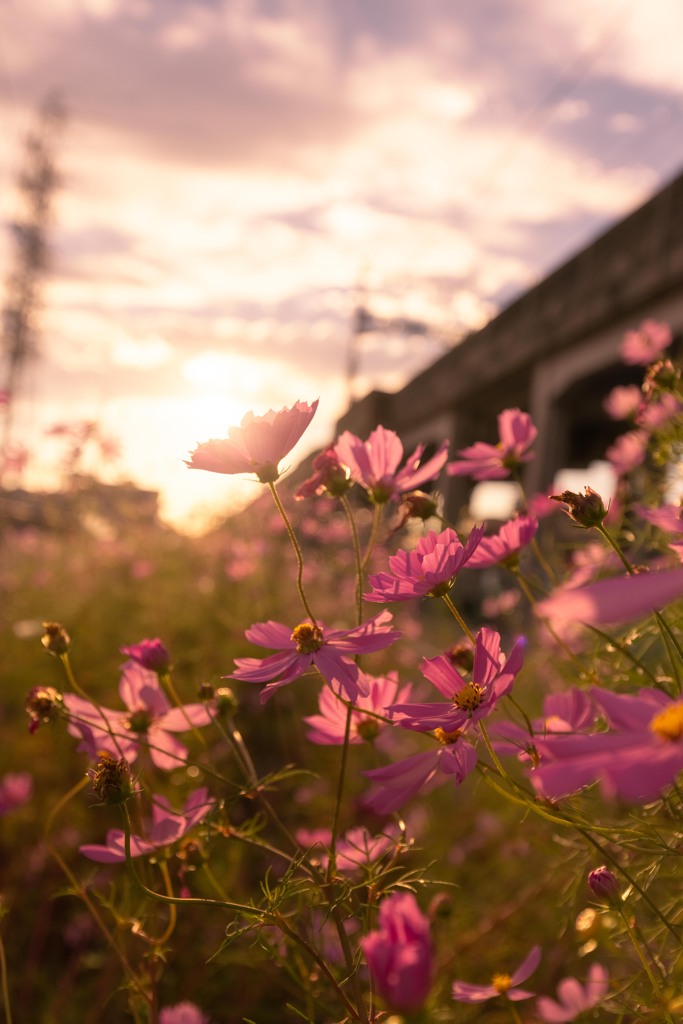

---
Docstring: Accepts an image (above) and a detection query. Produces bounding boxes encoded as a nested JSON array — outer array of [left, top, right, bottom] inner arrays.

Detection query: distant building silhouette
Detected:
[[336, 170, 683, 514]]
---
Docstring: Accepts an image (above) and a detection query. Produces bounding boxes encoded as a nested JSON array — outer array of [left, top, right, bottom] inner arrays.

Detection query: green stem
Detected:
[[44, 778, 150, 1006], [361, 503, 383, 574], [341, 493, 364, 624], [327, 705, 353, 884], [268, 481, 317, 623], [0, 928, 12, 1024], [595, 523, 634, 575], [441, 592, 475, 644], [617, 907, 673, 1022], [159, 671, 207, 749]]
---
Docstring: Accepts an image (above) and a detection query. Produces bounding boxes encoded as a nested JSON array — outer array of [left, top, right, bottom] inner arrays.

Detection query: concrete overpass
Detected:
[[336, 170, 683, 514]]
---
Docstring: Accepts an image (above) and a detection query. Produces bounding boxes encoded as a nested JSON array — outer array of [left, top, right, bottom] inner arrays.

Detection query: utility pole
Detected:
[[0, 95, 64, 462]]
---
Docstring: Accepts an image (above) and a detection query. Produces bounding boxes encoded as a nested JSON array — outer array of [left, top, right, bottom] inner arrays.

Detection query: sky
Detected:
[[1, 0, 683, 530]]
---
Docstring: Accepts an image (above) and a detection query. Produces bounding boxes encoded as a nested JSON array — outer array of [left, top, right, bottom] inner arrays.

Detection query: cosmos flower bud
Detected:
[[642, 357, 680, 396], [25, 685, 64, 733], [120, 638, 170, 674], [90, 754, 134, 805], [41, 622, 71, 656], [550, 486, 608, 528], [213, 686, 239, 716], [587, 865, 621, 904]]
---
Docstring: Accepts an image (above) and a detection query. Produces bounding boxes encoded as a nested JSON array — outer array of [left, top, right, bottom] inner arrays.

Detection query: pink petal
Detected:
[[535, 568, 683, 625]]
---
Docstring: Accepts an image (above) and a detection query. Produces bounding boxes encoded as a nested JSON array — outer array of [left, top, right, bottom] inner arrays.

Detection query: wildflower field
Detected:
[[2, 320, 683, 1023]]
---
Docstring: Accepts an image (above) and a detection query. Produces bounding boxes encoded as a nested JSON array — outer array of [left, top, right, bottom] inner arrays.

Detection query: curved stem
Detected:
[[327, 705, 353, 883], [361, 503, 383, 574], [340, 493, 364, 624], [267, 481, 317, 623], [44, 777, 150, 1005], [441, 592, 475, 644]]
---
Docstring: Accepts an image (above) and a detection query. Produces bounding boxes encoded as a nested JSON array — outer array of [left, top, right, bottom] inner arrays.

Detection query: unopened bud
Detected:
[[445, 642, 475, 673], [550, 487, 608, 528], [214, 686, 239, 716], [643, 358, 680, 396], [25, 685, 64, 733], [120, 638, 170, 674], [41, 622, 71, 656], [588, 865, 621, 904], [90, 754, 134, 805], [394, 490, 439, 529]]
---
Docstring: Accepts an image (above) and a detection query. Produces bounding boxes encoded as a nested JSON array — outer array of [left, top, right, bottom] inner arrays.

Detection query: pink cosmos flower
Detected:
[[0, 772, 33, 814], [296, 825, 399, 874], [606, 429, 647, 476], [363, 741, 478, 813], [603, 383, 643, 421], [303, 672, 411, 744], [80, 787, 215, 862], [530, 687, 683, 802], [620, 318, 672, 365], [364, 524, 485, 602], [333, 425, 449, 503], [446, 408, 538, 481], [535, 567, 683, 626], [159, 1003, 210, 1024], [64, 661, 214, 770], [536, 963, 609, 1022], [120, 637, 170, 674], [466, 514, 538, 569], [493, 689, 598, 760], [389, 627, 526, 734], [637, 502, 683, 561], [295, 446, 350, 499], [361, 892, 433, 1013], [636, 392, 681, 431], [452, 945, 541, 1003], [229, 611, 401, 703], [186, 399, 318, 483]]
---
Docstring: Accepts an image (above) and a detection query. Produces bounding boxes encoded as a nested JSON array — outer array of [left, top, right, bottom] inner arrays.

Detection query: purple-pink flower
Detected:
[[296, 825, 399, 874], [364, 524, 485, 602], [363, 740, 478, 813], [186, 399, 318, 483], [159, 1002, 210, 1024], [389, 627, 526, 734], [606, 429, 647, 476], [466, 513, 538, 569], [603, 383, 643, 421], [620, 318, 672, 365], [229, 611, 401, 703], [80, 787, 215, 862], [530, 687, 683, 802], [535, 567, 683, 626], [120, 637, 170, 674], [452, 945, 541, 1003], [536, 963, 608, 1022], [0, 772, 32, 815], [333, 425, 449, 503], [65, 661, 213, 770], [361, 892, 433, 1013], [446, 408, 537, 480], [303, 672, 410, 744]]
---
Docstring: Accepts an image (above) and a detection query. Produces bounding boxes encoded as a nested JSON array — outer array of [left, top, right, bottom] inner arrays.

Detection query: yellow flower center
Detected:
[[492, 973, 512, 993], [650, 702, 683, 742], [453, 682, 485, 713], [433, 727, 463, 745], [291, 623, 324, 654]]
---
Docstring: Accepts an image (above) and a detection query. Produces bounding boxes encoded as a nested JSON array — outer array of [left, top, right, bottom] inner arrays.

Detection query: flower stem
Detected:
[[0, 926, 12, 1024], [341, 493, 364, 624], [441, 592, 475, 643], [267, 480, 317, 623]]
